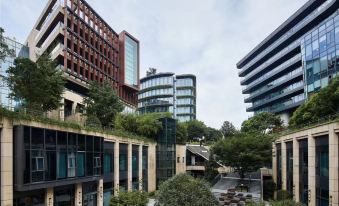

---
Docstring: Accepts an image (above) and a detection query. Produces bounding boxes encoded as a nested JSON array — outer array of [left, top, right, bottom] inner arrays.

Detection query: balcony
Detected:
[[50, 43, 64, 60], [39, 22, 64, 55], [238, 0, 335, 76]]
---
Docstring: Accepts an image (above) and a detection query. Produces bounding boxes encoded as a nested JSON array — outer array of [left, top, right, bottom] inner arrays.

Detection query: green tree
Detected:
[[212, 133, 272, 179], [110, 190, 148, 206], [205, 127, 223, 143], [156, 174, 218, 206], [241, 112, 283, 134], [220, 120, 236, 138], [185, 120, 206, 141], [6, 54, 65, 112], [176, 122, 188, 144], [289, 76, 339, 127], [115, 113, 138, 133], [84, 81, 124, 128], [0, 27, 15, 61], [136, 113, 164, 139], [203, 155, 220, 182]]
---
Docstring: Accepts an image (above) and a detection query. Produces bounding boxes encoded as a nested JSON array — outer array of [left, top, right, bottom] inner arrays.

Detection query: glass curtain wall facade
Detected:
[[299, 139, 308, 205], [103, 142, 114, 206], [301, 13, 339, 95], [124, 36, 138, 86], [315, 136, 329, 206], [276, 144, 282, 190], [286, 141, 293, 195], [237, 0, 338, 122], [132, 145, 139, 190], [138, 72, 196, 122], [83, 182, 98, 206], [54, 185, 75, 206], [156, 118, 176, 188], [119, 144, 128, 191], [142, 146, 148, 192], [0, 37, 29, 109]]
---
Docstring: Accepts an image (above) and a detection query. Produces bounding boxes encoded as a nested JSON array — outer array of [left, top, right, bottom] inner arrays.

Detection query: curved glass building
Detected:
[[138, 70, 196, 122], [237, 0, 339, 124]]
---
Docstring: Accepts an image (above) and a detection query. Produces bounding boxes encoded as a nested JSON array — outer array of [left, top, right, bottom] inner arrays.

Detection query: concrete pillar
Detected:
[[308, 134, 316, 206], [97, 179, 103, 206], [329, 127, 339, 206], [293, 138, 299, 202], [139, 144, 143, 191], [127, 143, 132, 191], [114, 142, 119, 195], [0, 118, 13, 206], [45, 187, 54, 206], [272, 143, 277, 184], [75, 183, 82, 206], [148, 144, 156, 192], [281, 141, 287, 190]]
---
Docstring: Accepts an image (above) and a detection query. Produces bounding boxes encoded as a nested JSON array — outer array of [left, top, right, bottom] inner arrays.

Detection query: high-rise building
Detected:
[[0, 37, 29, 109], [138, 69, 196, 122], [26, 0, 139, 117], [237, 0, 339, 123]]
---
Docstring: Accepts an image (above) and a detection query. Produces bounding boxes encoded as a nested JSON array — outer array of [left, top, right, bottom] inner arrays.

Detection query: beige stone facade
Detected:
[[0, 117, 156, 206], [176, 145, 187, 174], [273, 122, 339, 206]]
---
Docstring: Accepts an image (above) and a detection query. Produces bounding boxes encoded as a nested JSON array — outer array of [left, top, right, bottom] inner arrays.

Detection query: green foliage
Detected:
[[156, 174, 218, 206], [110, 190, 148, 206], [176, 122, 188, 144], [203, 155, 220, 182], [115, 112, 171, 139], [220, 120, 237, 138], [248, 200, 302, 206], [205, 127, 223, 143], [276, 190, 292, 201], [289, 76, 339, 127], [185, 120, 207, 141], [6, 54, 65, 112], [0, 27, 15, 62], [84, 81, 124, 128], [241, 112, 283, 134], [136, 113, 163, 139], [212, 132, 272, 178]]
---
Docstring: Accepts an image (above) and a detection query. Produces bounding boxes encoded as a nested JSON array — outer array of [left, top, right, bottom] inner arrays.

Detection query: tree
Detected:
[[6, 54, 65, 112], [84, 81, 124, 128], [110, 190, 148, 206], [0, 27, 15, 62], [289, 76, 339, 127], [136, 113, 164, 139], [176, 122, 188, 144], [220, 120, 236, 138], [212, 133, 272, 179], [156, 174, 218, 206], [115, 113, 138, 134], [241, 112, 283, 134], [205, 127, 223, 143], [185, 120, 206, 141]]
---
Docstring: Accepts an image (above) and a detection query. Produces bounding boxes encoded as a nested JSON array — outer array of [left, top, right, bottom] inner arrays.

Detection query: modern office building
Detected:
[[272, 122, 338, 206], [0, 117, 157, 206], [138, 69, 196, 122], [26, 0, 140, 117], [0, 37, 29, 109], [237, 0, 339, 123]]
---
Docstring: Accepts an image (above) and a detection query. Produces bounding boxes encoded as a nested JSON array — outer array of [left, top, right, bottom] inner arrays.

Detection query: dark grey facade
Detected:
[[237, 0, 339, 123], [138, 71, 196, 122]]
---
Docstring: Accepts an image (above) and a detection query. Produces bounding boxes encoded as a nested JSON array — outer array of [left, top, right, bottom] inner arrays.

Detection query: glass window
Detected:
[[57, 152, 67, 179], [77, 152, 85, 177], [319, 35, 327, 53], [68, 153, 76, 177]]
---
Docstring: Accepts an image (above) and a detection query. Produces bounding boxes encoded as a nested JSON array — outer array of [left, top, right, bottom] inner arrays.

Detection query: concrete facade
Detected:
[[273, 122, 339, 206], [0, 117, 156, 206], [175, 145, 187, 174]]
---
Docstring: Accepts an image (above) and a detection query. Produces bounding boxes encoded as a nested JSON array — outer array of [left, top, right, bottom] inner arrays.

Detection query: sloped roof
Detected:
[[187, 145, 210, 160]]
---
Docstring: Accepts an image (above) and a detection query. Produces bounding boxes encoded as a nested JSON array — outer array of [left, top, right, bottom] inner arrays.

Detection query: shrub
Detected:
[[156, 174, 218, 206], [110, 190, 148, 206]]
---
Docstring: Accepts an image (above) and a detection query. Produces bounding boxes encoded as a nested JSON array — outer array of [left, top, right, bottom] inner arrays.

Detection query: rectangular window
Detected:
[[58, 151, 67, 179], [68, 153, 76, 177], [77, 152, 85, 177], [32, 156, 44, 171]]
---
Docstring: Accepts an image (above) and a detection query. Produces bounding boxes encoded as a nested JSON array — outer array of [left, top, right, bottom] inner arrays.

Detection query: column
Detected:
[[97, 179, 103, 206], [75, 183, 82, 206], [308, 134, 316, 206], [329, 127, 339, 206], [293, 138, 299, 202], [45, 187, 54, 206], [148, 144, 156, 192], [272, 143, 277, 184], [139, 144, 143, 191], [0, 118, 13, 206], [281, 141, 287, 190], [127, 143, 132, 191], [114, 142, 119, 195]]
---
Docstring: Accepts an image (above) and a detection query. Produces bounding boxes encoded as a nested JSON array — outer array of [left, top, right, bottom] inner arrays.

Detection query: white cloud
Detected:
[[0, 0, 307, 128]]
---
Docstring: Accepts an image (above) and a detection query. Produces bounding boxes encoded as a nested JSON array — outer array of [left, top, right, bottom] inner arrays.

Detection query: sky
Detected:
[[0, 0, 307, 129]]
